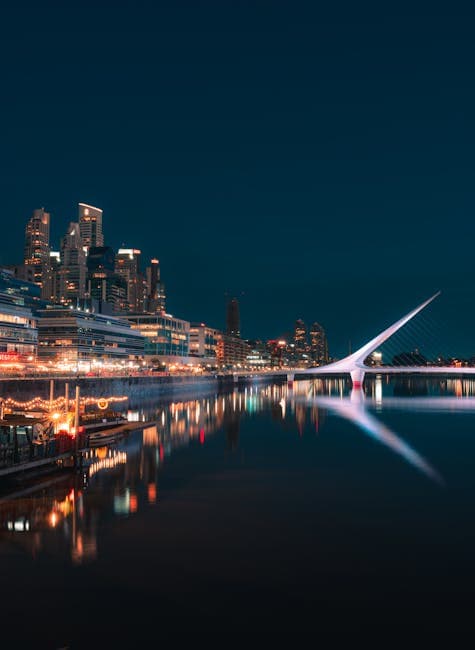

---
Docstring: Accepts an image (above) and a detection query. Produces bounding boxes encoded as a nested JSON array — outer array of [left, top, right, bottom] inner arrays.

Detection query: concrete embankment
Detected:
[[0, 373, 285, 403]]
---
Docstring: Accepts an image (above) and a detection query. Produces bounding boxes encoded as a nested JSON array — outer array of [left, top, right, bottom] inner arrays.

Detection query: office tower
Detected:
[[115, 248, 146, 312], [58, 222, 86, 305], [23, 207, 51, 298], [43, 251, 61, 303], [294, 318, 307, 353], [226, 297, 240, 338], [86, 246, 127, 313], [310, 321, 329, 365], [145, 258, 166, 313], [78, 202, 104, 251]]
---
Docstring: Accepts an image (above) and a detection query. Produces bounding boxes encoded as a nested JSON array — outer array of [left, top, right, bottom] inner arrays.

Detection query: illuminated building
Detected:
[[125, 313, 190, 359], [226, 297, 240, 338], [86, 246, 127, 314], [266, 339, 289, 367], [37, 307, 144, 366], [245, 340, 271, 367], [145, 258, 166, 313], [0, 267, 43, 308], [217, 334, 250, 368], [310, 322, 329, 366], [0, 292, 38, 362], [294, 319, 307, 352], [115, 248, 146, 312], [43, 251, 61, 303], [189, 323, 220, 362], [23, 207, 51, 299], [78, 203, 104, 252], [58, 222, 87, 306]]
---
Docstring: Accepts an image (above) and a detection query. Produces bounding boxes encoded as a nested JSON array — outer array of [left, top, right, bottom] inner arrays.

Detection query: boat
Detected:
[[78, 409, 128, 434]]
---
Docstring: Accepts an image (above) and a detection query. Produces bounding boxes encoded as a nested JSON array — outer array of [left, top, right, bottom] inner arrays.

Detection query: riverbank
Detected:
[[0, 372, 285, 401]]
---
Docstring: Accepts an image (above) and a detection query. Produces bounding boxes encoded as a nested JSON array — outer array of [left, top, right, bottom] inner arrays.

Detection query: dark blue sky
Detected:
[[1, 2, 474, 356]]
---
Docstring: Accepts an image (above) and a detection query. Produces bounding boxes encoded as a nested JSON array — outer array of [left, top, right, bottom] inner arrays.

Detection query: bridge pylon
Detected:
[[302, 291, 441, 387]]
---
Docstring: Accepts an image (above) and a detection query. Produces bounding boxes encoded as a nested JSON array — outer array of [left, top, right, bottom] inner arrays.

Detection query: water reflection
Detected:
[[2, 377, 474, 563], [298, 387, 443, 484]]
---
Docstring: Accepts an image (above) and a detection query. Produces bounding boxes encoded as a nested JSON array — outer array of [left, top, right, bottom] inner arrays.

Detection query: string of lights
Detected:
[[1, 395, 128, 411]]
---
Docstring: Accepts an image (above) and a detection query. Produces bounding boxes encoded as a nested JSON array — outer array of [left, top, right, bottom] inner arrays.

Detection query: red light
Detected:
[[130, 494, 138, 513], [199, 428, 205, 445]]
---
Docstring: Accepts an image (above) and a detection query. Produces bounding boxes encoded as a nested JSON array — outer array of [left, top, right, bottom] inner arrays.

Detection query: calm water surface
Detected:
[[1, 377, 475, 645]]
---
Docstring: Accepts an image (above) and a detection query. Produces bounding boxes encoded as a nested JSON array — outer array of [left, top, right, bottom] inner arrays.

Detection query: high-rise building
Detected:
[[294, 319, 307, 353], [58, 222, 87, 306], [115, 248, 146, 312], [86, 246, 127, 314], [310, 322, 329, 365], [43, 251, 61, 303], [145, 258, 166, 313], [78, 203, 104, 252], [226, 297, 240, 338], [23, 207, 51, 298]]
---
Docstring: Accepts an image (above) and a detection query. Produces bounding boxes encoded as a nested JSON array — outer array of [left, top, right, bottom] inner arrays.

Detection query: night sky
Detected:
[[1, 2, 474, 357]]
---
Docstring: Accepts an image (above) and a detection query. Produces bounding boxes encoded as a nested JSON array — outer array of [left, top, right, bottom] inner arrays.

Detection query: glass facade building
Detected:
[[0, 293, 38, 361], [125, 314, 189, 358], [37, 308, 145, 364]]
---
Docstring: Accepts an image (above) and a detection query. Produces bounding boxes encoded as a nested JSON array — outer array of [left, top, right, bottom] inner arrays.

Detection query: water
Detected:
[[1, 376, 475, 645]]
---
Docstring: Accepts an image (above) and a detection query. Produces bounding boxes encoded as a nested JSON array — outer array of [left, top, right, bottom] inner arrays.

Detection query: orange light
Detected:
[[147, 484, 157, 503], [129, 494, 138, 513]]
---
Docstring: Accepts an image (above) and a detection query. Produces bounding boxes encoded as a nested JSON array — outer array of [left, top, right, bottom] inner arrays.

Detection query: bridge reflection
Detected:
[[1, 377, 473, 562]]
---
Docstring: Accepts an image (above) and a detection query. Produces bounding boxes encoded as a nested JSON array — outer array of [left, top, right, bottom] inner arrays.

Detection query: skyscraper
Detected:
[[294, 319, 307, 352], [86, 246, 127, 314], [310, 322, 329, 365], [145, 258, 166, 313], [23, 207, 51, 297], [226, 297, 240, 338], [43, 250, 61, 303], [115, 248, 146, 312], [79, 203, 104, 251], [58, 222, 87, 305]]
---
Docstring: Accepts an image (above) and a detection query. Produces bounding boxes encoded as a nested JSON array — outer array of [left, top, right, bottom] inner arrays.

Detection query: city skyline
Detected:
[[1, 4, 475, 357]]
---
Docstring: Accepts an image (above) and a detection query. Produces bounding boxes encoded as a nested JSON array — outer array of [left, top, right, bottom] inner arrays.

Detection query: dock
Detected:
[[0, 419, 155, 479]]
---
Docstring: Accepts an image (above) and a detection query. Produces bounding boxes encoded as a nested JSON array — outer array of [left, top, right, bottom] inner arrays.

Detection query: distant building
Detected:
[[189, 323, 220, 362], [86, 246, 127, 314], [309, 322, 329, 365], [226, 297, 240, 338], [58, 222, 87, 306], [145, 258, 166, 313], [37, 307, 144, 366], [43, 251, 61, 304], [115, 248, 147, 312], [294, 319, 307, 353], [124, 313, 190, 359], [217, 334, 250, 368], [246, 340, 271, 367], [23, 207, 51, 299], [266, 339, 288, 367], [79, 203, 104, 252]]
